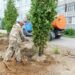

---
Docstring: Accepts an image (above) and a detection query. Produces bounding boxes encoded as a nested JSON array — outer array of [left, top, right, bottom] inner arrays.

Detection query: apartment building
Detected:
[[57, 0, 75, 29]]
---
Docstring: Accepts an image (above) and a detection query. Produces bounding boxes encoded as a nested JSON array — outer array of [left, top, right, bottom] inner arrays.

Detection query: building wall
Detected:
[[0, 0, 31, 29], [57, 0, 75, 29]]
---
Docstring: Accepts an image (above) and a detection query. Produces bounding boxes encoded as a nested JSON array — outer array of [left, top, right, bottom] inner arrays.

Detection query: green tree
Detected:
[[4, 0, 18, 33], [30, 0, 57, 56], [1, 18, 5, 29]]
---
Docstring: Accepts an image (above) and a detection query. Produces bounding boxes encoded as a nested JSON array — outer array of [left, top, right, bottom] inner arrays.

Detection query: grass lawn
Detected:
[[64, 34, 75, 38], [64, 29, 75, 38]]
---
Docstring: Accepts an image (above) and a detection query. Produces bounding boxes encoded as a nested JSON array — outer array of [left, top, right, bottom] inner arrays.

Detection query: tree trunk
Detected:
[[39, 47, 43, 56]]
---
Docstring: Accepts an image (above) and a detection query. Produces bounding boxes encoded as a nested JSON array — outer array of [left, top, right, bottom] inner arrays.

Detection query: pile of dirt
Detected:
[[0, 56, 56, 75], [0, 37, 57, 75], [1, 37, 75, 75], [21, 44, 36, 58], [0, 54, 75, 75], [0, 37, 8, 51], [0, 37, 35, 58]]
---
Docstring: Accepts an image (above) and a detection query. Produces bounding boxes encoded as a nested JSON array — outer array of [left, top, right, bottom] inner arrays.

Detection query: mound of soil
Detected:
[[0, 36, 75, 75], [0, 55, 75, 75], [0, 37, 8, 51]]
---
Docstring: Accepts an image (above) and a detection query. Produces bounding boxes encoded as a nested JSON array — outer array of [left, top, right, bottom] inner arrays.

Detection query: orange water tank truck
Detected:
[[52, 15, 66, 29], [49, 15, 67, 40]]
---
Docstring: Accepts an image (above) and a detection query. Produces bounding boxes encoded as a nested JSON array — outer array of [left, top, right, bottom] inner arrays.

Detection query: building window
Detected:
[[72, 17, 75, 24], [74, 3, 75, 11], [67, 3, 74, 12], [67, 17, 72, 24], [57, 6, 65, 13], [4, 0, 6, 3], [3, 0, 6, 1], [17, 0, 20, 1], [65, 4, 67, 12], [16, 0, 20, 4]]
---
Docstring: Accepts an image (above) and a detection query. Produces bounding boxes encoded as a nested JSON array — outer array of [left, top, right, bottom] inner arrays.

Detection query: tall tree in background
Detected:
[[30, 0, 57, 56], [4, 0, 18, 33]]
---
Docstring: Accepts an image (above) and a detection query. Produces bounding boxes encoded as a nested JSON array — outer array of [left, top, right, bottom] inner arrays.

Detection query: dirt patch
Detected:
[[0, 55, 75, 75], [0, 37, 57, 75], [0, 37, 8, 51], [0, 37, 75, 75], [0, 56, 57, 75]]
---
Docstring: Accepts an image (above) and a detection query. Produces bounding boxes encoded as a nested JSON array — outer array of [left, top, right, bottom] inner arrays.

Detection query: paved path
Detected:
[[50, 37, 75, 50], [0, 30, 7, 34]]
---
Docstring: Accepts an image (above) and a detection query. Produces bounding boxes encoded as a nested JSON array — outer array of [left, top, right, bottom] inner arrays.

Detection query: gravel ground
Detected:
[[50, 37, 75, 50]]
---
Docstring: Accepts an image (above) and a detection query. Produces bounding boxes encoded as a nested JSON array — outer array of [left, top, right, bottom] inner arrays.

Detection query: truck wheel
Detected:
[[55, 35, 61, 39], [49, 31, 55, 41]]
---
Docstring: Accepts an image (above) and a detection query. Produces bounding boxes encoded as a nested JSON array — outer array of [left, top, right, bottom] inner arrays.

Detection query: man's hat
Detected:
[[16, 16, 25, 22]]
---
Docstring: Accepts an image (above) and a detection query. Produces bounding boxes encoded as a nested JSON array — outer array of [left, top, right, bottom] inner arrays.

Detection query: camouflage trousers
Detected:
[[4, 38, 22, 62]]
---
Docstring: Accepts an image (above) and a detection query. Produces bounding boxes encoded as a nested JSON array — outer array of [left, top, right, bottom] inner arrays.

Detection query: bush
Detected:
[[1, 18, 5, 29], [53, 47, 60, 54], [64, 28, 75, 36], [4, 0, 18, 34], [30, 0, 57, 56]]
